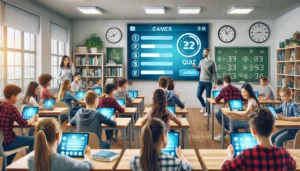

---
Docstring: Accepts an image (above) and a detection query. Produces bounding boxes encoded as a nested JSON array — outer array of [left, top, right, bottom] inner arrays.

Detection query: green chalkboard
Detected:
[[215, 47, 269, 82]]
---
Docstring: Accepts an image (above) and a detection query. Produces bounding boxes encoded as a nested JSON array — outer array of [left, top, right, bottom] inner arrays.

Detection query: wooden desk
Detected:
[[199, 149, 300, 171], [275, 120, 300, 129], [38, 107, 69, 123], [134, 118, 190, 149], [116, 149, 202, 171], [137, 95, 145, 118], [116, 107, 137, 141], [126, 98, 143, 120], [6, 149, 122, 171], [13, 118, 44, 128], [66, 118, 132, 149], [143, 107, 188, 117]]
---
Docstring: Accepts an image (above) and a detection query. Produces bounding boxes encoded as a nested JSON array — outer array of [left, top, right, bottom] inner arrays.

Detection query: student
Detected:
[[98, 83, 125, 142], [71, 91, 117, 149], [71, 73, 83, 92], [0, 85, 38, 168], [27, 118, 93, 171], [222, 108, 296, 171], [258, 76, 275, 100], [271, 86, 300, 147], [167, 77, 180, 97], [93, 78, 102, 88], [158, 76, 185, 109], [214, 75, 244, 141], [21, 81, 48, 111], [39, 74, 56, 100], [130, 118, 192, 171], [114, 78, 133, 103], [143, 89, 182, 131]]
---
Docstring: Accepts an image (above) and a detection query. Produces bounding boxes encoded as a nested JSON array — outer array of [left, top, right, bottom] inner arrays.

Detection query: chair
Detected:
[[54, 101, 70, 122], [88, 132, 100, 149], [294, 131, 300, 149], [0, 132, 29, 171]]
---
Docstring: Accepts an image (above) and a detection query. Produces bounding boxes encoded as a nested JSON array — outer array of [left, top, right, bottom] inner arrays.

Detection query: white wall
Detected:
[[73, 20, 276, 107]]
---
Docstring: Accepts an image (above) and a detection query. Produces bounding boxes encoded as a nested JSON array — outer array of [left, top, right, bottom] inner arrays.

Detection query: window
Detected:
[[51, 39, 65, 87]]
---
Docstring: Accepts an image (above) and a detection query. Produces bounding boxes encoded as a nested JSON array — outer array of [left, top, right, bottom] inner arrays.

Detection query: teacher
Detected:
[[193, 48, 217, 117], [57, 55, 75, 90]]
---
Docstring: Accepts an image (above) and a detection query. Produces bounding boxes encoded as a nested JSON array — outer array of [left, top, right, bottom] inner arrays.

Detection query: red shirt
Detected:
[[0, 101, 28, 145], [97, 97, 125, 113], [222, 145, 296, 171], [215, 84, 243, 104], [40, 87, 52, 99]]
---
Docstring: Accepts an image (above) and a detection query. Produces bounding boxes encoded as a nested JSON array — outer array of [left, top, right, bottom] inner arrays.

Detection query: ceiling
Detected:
[[30, 0, 300, 20]]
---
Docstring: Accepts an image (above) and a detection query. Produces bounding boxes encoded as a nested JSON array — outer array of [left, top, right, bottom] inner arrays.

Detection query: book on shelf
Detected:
[[76, 68, 87, 76], [297, 65, 300, 75], [291, 50, 295, 61], [92, 150, 120, 162], [88, 55, 103, 65], [76, 56, 87, 65], [279, 65, 285, 74], [278, 51, 285, 61], [105, 68, 122, 77]]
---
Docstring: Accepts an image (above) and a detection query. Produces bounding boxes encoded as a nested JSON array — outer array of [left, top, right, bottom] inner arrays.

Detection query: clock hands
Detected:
[[108, 33, 119, 39]]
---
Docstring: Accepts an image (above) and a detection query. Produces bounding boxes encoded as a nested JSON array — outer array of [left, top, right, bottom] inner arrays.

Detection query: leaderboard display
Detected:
[[128, 24, 209, 80]]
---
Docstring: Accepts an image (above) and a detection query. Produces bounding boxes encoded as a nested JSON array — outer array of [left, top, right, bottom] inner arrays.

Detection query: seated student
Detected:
[[258, 76, 275, 100], [71, 73, 83, 92], [0, 85, 38, 168], [28, 118, 93, 171], [114, 78, 133, 103], [38, 74, 56, 100], [21, 81, 48, 111], [71, 91, 117, 149], [167, 77, 180, 97], [214, 75, 244, 141], [130, 118, 192, 171], [271, 86, 300, 147], [222, 108, 296, 171], [159, 76, 185, 109], [93, 78, 102, 88], [98, 83, 125, 143], [142, 89, 182, 131]]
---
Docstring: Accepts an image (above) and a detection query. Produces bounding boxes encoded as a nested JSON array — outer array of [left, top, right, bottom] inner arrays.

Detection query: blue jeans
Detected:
[[197, 81, 212, 108], [2, 136, 34, 170], [271, 129, 299, 147]]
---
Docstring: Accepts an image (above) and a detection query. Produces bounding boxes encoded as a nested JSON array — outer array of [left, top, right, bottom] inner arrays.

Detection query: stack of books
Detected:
[[278, 52, 285, 61], [92, 150, 119, 162]]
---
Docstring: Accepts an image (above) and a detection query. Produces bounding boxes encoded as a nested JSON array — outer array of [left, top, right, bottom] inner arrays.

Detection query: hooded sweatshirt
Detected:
[[165, 90, 185, 109], [114, 89, 132, 102], [70, 108, 116, 144], [97, 97, 125, 113]]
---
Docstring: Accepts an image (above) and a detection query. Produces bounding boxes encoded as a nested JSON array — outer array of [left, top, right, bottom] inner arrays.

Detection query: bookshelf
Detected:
[[104, 59, 123, 86]]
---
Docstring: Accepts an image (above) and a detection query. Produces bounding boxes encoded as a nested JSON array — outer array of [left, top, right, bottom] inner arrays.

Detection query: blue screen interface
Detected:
[[116, 99, 125, 106], [230, 133, 258, 157], [266, 106, 277, 119], [162, 132, 179, 157], [96, 108, 115, 119], [58, 133, 89, 158], [229, 100, 243, 111], [43, 99, 55, 109], [93, 87, 102, 95], [22, 106, 39, 120], [75, 91, 86, 100], [212, 90, 221, 99], [254, 91, 259, 98], [168, 106, 175, 113]]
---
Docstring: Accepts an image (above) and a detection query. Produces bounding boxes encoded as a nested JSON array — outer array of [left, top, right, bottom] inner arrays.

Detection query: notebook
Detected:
[[116, 99, 125, 106], [128, 90, 138, 99], [229, 100, 243, 111], [230, 132, 258, 157], [162, 132, 179, 157], [22, 106, 39, 120], [93, 87, 102, 96], [266, 106, 278, 120], [92, 150, 120, 162], [96, 108, 115, 120], [58, 133, 89, 158], [212, 90, 221, 99], [75, 91, 86, 100], [254, 91, 259, 98], [168, 106, 176, 113], [43, 99, 55, 109]]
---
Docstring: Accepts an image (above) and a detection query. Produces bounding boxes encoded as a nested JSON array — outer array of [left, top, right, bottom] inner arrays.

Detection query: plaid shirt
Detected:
[[130, 153, 192, 171], [215, 84, 243, 104], [0, 101, 28, 146], [222, 145, 296, 171]]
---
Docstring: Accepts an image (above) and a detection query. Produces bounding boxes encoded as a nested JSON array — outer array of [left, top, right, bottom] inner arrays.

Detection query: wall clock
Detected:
[[218, 25, 236, 43], [106, 27, 122, 44], [249, 22, 270, 43]]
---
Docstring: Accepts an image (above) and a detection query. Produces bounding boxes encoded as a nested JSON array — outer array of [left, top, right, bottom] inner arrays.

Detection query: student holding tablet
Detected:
[[222, 108, 296, 171], [130, 118, 192, 171], [258, 76, 275, 100], [28, 118, 93, 171]]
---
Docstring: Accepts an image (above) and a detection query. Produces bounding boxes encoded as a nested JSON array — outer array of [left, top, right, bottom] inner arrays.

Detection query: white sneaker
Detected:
[[214, 134, 223, 142], [203, 113, 208, 117], [200, 107, 205, 113]]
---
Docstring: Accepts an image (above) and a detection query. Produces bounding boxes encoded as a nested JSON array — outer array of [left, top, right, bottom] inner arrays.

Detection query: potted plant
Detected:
[[85, 33, 103, 53], [293, 31, 300, 40]]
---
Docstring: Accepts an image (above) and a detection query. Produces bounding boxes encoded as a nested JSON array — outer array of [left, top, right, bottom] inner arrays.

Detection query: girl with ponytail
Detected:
[[27, 118, 93, 171], [130, 118, 192, 171]]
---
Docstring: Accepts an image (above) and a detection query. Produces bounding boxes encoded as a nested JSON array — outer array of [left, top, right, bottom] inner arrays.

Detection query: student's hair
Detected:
[[96, 78, 102, 85], [58, 80, 70, 100], [167, 77, 174, 91], [38, 74, 52, 87], [84, 90, 98, 105], [216, 79, 223, 85], [118, 78, 128, 87], [151, 89, 168, 123], [23, 81, 39, 105], [249, 108, 274, 137], [158, 76, 169, 89], [140, 118, 166, 171], [223, 74, 232, 84], [3, 84, 22, 99], [280, 86, 292, 96], [204, 48, 210, 52], [260, 75, 269, 82], [74, 72, 81, 77], [34, 118, 61, 171], [105, 83, 116, 94], [241, 83, 260, 108], [60, 55, 71, 68]]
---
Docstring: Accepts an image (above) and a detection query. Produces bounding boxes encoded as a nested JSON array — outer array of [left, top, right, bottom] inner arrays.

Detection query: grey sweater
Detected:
[[114, 89, 133, 102], [195, 58, 217, 83]]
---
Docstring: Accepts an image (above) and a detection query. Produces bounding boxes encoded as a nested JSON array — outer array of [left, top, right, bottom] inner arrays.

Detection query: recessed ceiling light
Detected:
[[228, 7, 255, 14], [144, 7, 165, 14], [178, 7, 201, 14], [76, 7, 102, 14]]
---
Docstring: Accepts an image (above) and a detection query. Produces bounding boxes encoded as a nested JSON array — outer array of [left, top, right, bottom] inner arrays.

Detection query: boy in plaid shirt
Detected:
[[222, 108, 296, 171]]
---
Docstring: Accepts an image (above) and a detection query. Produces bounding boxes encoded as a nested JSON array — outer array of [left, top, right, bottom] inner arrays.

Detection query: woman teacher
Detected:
[[57, 55, 75, 89], [193, 48, 217, 116]]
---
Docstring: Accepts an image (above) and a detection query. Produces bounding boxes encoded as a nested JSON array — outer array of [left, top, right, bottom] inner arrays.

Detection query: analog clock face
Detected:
[[249, 22, 270, 43], [106, 27, 122, 44], [218, 25, 236, 43]]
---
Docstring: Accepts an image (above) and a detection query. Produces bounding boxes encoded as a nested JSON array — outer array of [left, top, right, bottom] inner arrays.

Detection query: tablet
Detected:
[[75, 91, 86, 100], [43, 99, 55, 109], [254, 91, 259, 98], [162, 132, 179, 157], [93, 87, 102, 96], [96, 108, 115, 120], [266, 106, 277, 120], [230, 132, 258, 157], [212, 90, 221, 99], [229, 100, 243, 111], [168, 106, 176, 113], [128, 90, 138, 98], [128, 91, 134, 99], [22, 106, 39, 120], [58, 133, 89, 158], [116, 99, 125, 106]]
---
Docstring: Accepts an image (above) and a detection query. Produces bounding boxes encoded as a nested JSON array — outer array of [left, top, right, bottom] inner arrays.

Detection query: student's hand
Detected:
[[33, 114, 39, 121], [69, 61, 74, 67], [277, 114, 285, 120], [112, 115, 116, 121], [226, 144, 234, 156], [213, 84, 216, 89], [84, 145, 92, 160]]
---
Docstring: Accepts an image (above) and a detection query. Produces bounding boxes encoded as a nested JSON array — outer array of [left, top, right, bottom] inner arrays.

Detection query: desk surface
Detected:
[[199, 149, 300, 171], [127, 98, 142, 104], [137, 95, 145, 99], [275, 120, 300, 128], [38, 107, 69, 115], [135, 118, 190, 129], [221, 108, 248, 120], [116, 149, 202, 171], [66, 118, 131, 129], [13, 118, 44, 128], [6, 149, 122, 171], [143, 107, 188, 115], [207, 98, 281, 105], [115, 107, 137, 115]]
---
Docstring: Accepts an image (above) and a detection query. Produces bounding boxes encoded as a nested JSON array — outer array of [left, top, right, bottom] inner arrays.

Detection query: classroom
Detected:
[[0, 0, 300, 170]]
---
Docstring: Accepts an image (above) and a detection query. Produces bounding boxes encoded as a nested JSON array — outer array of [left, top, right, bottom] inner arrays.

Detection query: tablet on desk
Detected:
[[96, 108, 115, 120], [43, 99, 55, 109], [230, 132, 258, 157], [229, 100, 243, 111], [168, 106, 176, 113], [212, 90, 221, 99], [58, 133, 89, 158], [75, 91, 86, 100], [266, 106, 277, 120], [93, 87, 102, 96], [162, 132, 179, 157], [128, 90, 138, 99], [116, 99, 125, 106], [254, 91, 259, 98], [22, 106, 39, 120]]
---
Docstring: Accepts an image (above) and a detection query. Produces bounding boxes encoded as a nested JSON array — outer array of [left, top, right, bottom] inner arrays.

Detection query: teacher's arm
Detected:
[[193, 62, 201, 71], [57, 67, 63, 80]]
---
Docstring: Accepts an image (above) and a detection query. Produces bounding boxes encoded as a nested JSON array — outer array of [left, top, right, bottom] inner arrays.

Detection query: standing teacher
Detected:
[[57, 55, 75, 90], [193, 48, 217, 117]]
